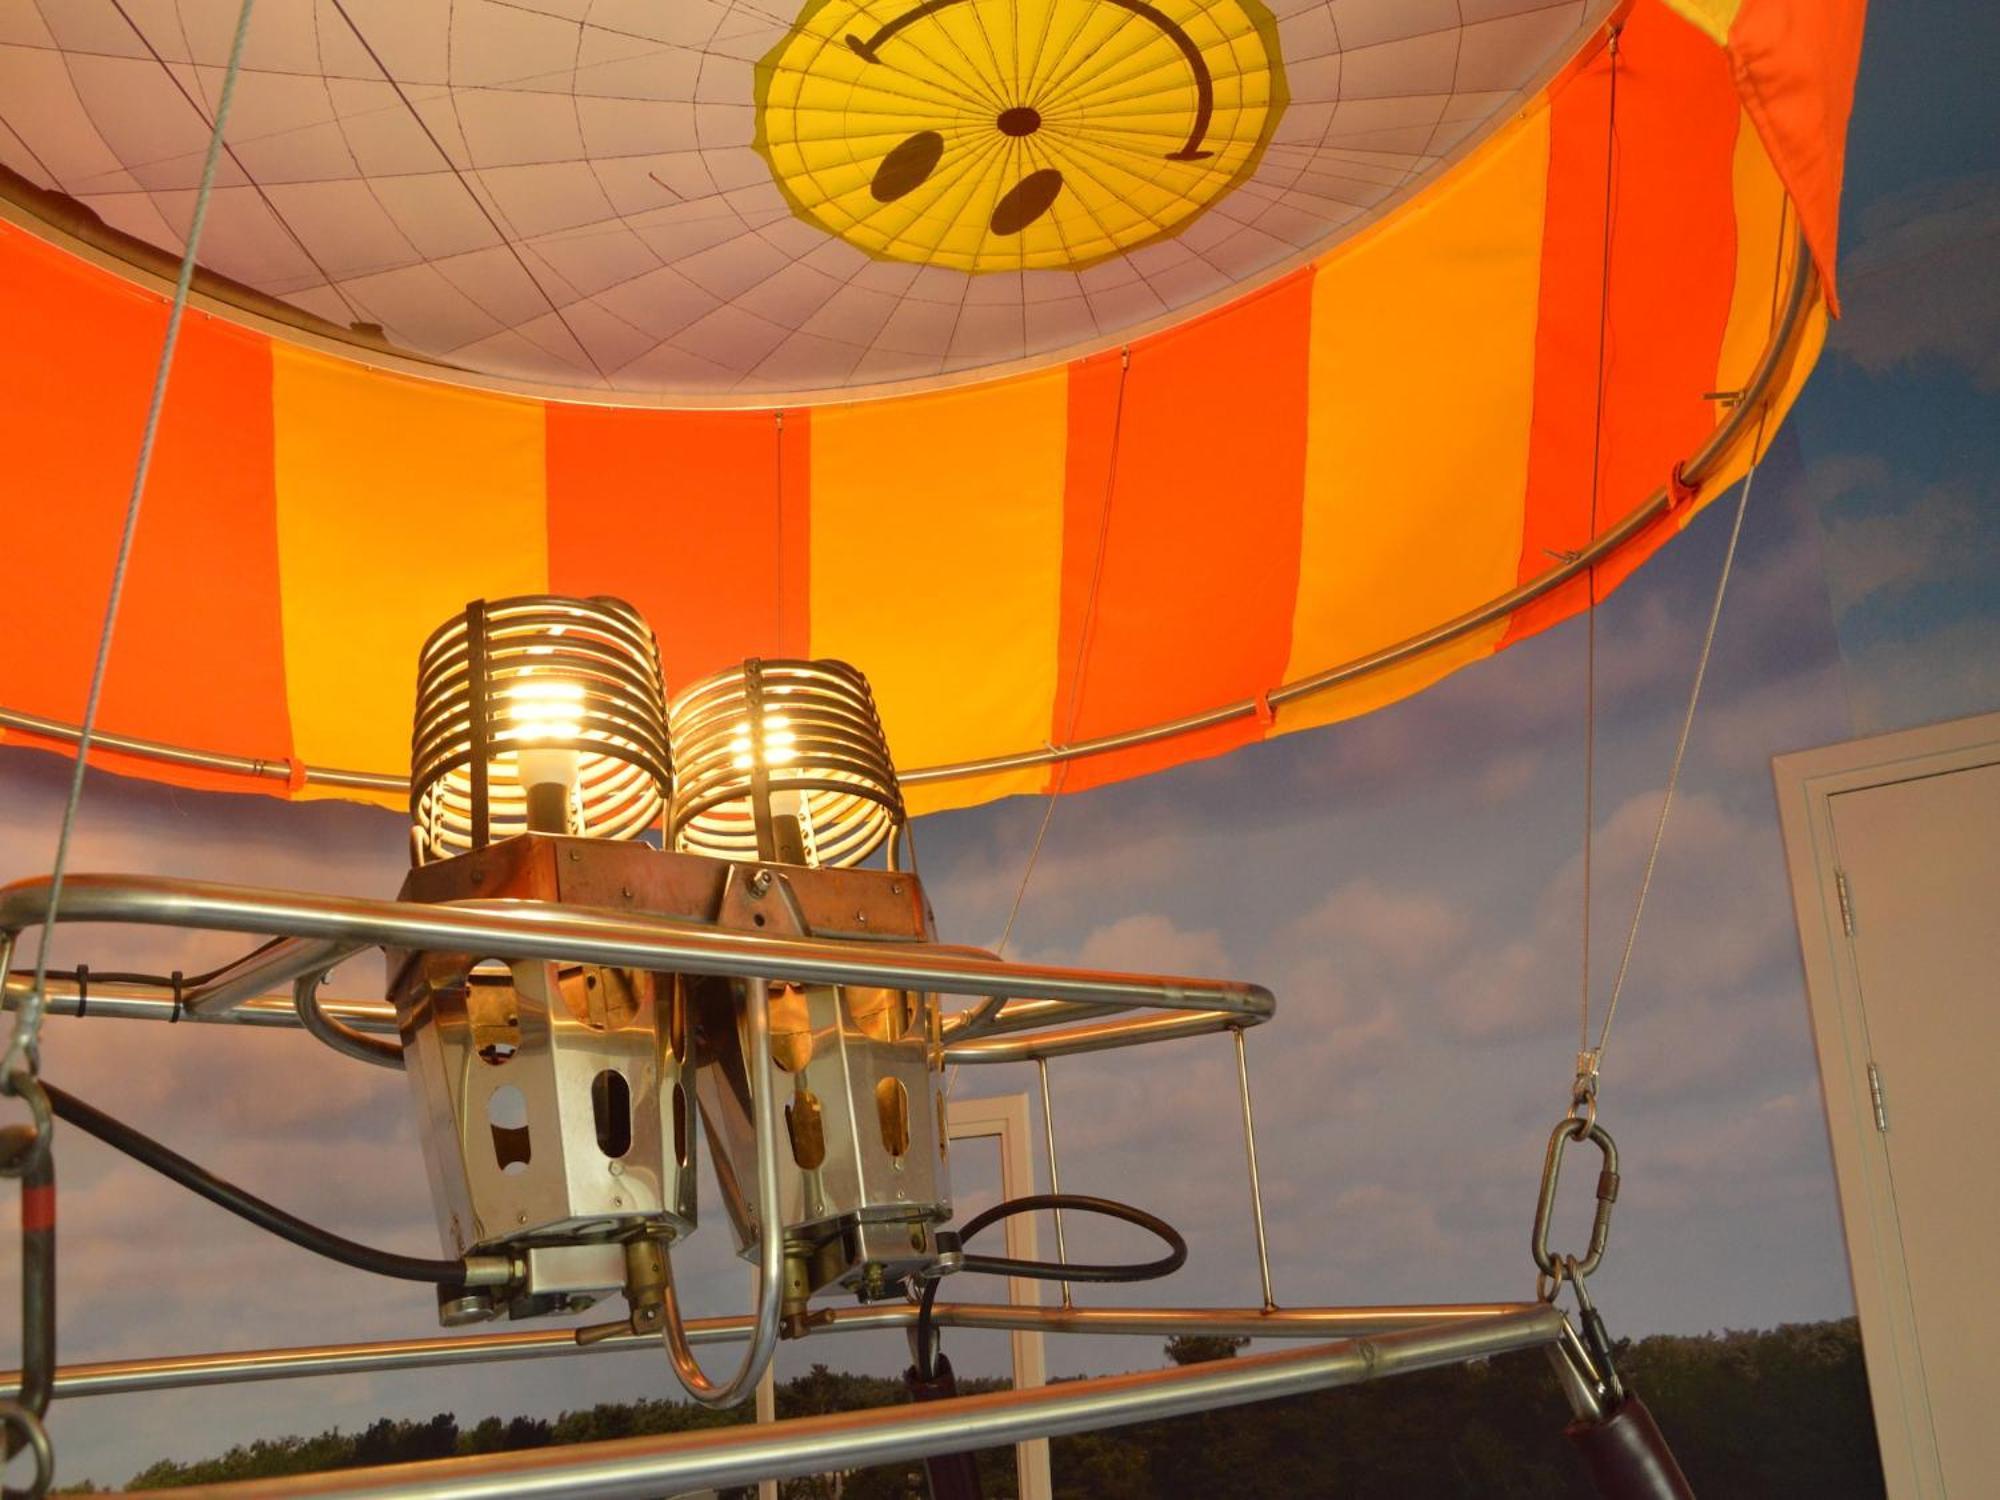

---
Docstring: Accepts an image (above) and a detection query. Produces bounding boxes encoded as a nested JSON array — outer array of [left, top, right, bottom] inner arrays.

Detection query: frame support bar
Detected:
[[114, 1307, 1564, 1498]]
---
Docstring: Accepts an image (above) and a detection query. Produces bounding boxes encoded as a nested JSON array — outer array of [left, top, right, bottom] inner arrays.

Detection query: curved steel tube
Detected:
[[293, 974, 403, 1070], [657, 977, 782, 1407], [0, 225, 1816, 800]]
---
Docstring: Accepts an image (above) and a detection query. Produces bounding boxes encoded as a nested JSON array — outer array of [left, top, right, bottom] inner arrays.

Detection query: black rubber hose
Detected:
[[43, 1082, 467, 1286], [916, 1192, 1186, 1380]]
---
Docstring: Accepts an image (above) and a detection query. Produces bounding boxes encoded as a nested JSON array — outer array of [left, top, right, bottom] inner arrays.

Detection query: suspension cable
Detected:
[[1594, 463, 1758, 1064], [1578, 27, 1621, 1062], [4, 0, 259, 1079]]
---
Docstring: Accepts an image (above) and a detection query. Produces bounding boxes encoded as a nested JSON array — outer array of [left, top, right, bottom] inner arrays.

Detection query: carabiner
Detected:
[[1531, 1115, 1619, 1280]]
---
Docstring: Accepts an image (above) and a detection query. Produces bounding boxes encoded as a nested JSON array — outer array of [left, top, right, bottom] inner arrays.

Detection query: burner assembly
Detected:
[[392, 599, 954, 1358]]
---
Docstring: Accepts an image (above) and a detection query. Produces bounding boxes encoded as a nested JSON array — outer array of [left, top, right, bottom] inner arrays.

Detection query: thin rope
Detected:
[[949, 353, 1130, 1098], [997, 789, 1061, 959], [1595, 462, 1758, 1063], [994, 351, 1132, 960], [1579, 30, 1621, 1056], [4, 0, 258, 1080], [1588, 189, 1792, 1082]]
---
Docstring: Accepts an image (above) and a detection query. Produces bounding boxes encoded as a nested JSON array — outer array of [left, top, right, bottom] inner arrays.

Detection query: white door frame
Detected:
[[946, 1092, 1054, 1500], [1772, 708, 2000, 1500]]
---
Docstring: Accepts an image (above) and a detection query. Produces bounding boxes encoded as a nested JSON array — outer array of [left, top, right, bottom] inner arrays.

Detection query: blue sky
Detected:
[[4, 1, 1997, 1487]]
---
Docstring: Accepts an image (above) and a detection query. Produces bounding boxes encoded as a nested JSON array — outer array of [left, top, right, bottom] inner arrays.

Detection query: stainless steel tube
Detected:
[[0, 876, 1274, 1019], [293, 974, 403, 1070], [116, 1307, 1563, 1497], [17, 1303, 1539, 1400], [1232, 1027, 1276, 1311], [184, 936, 359, 1018], [4, 975, 399, 1032], [1035, 1057, 1072, 1311], [657, 978, 784, 1407], [933, 1301, 1542, 1339], [942, 1007, 1269, 1064], [939, 998, 1122, 1041]]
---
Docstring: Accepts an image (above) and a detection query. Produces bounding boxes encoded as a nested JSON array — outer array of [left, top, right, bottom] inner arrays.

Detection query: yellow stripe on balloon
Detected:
[[1714, 110, 1792, 439], [808, 372, 1068, 814], [1275, 107, 1552, 736], [272, 345, 549, 800], [1682, 109, 1813, 520], [1660, 0, 1743, 46]]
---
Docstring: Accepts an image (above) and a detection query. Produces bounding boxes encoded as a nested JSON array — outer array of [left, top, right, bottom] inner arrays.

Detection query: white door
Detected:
[[1776, 714, 2000, 1500]]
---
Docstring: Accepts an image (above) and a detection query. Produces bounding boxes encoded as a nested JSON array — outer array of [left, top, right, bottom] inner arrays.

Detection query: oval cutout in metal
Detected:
[[590, 1069, 632, 1159], [873, 131, 944, 203], [991, 169, 1063, 235], [487, 1084, 531, 1174], [672, 1081, 690, 1168], [876, 1076, 911, 1158]]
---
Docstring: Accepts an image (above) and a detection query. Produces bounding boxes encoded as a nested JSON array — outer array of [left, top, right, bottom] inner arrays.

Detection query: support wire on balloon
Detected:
[[1583, 185, 1793, 1092], [1594, 461, 1758, 1066], [949, 349, 1131, 1093], [996, 348, 1132, 962], [3, 0, 259, 1079], [1577, 28, 1621, 1065]]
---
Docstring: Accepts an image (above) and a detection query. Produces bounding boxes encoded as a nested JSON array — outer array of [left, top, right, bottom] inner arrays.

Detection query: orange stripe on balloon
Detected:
[[1721, 0, 1865, 313], [1053, 270, 1312, 793], [1508, 4, 1744, 644], [0, 224, 292, 793], [546, 405, 810, 691], [271, 345, 548, 799]]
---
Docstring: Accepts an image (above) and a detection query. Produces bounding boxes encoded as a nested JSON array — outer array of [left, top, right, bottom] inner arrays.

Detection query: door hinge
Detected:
[[1866, 1061, 1888, 1133], [1835, 869, 1856, 937]]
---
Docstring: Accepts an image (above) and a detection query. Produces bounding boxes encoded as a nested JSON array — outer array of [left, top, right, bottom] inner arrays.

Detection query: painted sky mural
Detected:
[[1, 0, 1995, 1487]]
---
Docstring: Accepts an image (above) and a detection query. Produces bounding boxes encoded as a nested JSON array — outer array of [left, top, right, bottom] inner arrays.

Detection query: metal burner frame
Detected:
[[1, 873, 1599, 1498]]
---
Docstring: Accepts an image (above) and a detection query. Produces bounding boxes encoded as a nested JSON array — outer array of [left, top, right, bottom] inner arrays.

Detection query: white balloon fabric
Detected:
[[0, 0, 1603, 396]]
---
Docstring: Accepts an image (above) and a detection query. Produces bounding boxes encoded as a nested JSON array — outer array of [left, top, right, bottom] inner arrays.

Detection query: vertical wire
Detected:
[[1595, 463, 1758, 1061], [1577, 30, 1621, 1063], [5, 0, 259, 1079], [995, 349, 1133, 961], [950, 353, 1132, 1095]]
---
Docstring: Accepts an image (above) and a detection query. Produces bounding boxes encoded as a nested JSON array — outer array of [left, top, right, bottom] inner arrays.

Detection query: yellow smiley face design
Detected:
[[754, 0, 1287, 273]]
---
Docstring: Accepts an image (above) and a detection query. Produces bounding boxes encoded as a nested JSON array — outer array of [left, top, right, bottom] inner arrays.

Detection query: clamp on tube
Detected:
[[657, 976, 783, 1408]]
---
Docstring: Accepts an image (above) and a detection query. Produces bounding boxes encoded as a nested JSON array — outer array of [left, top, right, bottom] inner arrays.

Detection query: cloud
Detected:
[[1842, 612, 2000, 733], [1802, 455, 1995, 617], [1440, 789, 1805, 1076], [1830, 170, 2000, 391], [1068, 912, 1231, 977]]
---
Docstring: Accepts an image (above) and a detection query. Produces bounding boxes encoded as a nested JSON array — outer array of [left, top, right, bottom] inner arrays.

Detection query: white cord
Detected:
[[5, 0, 259, 1078], [1595, 463, 1759, 1064]]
